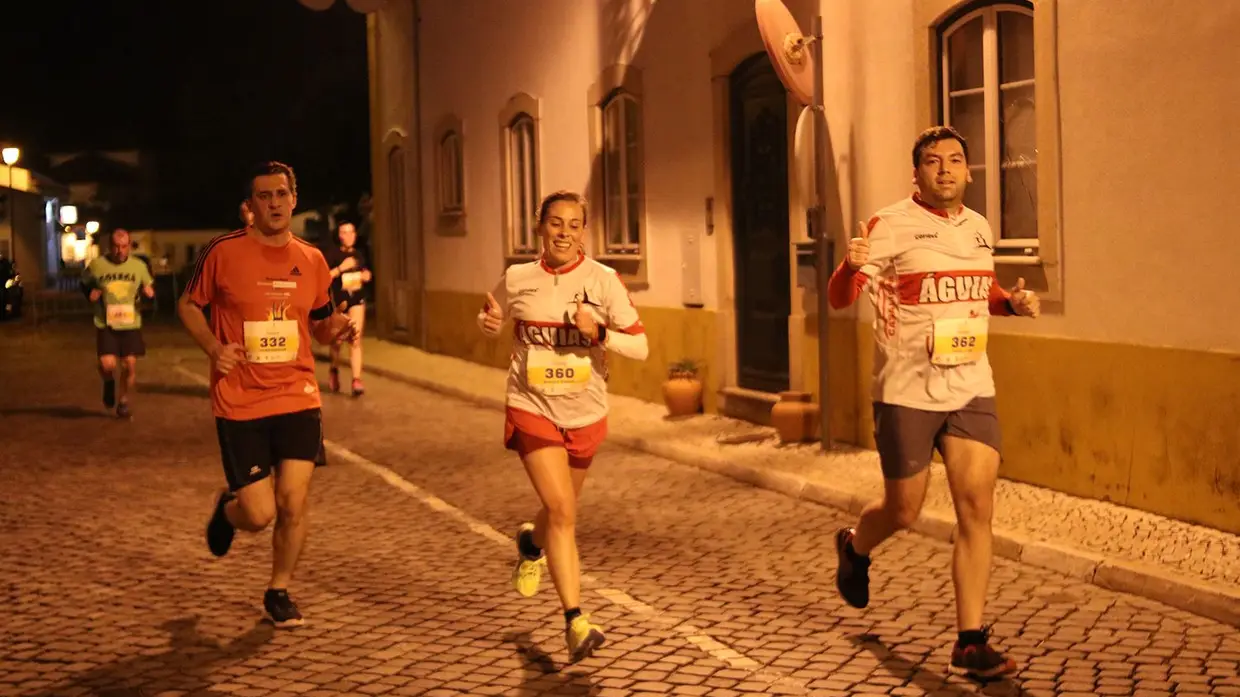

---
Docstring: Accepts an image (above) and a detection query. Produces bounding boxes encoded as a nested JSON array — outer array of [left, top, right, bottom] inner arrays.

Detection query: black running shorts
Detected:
[[96, 328, 146, 358], [214, 408, 327, 491]]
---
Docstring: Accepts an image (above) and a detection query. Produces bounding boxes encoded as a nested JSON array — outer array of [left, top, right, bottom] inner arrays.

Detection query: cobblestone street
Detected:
[[2, 322, 1238, 697]]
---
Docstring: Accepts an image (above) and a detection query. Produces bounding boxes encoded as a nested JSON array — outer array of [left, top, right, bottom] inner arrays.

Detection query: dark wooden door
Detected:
[[730, 53, 790, 394]]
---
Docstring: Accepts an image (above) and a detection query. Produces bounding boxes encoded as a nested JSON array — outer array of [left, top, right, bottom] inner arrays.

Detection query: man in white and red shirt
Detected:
[[477, 191, 648, 664], [827, 126, 1040, 678]]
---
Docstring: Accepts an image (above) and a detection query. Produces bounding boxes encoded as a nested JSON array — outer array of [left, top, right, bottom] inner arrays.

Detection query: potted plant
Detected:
[[662, 358, 703, 417]]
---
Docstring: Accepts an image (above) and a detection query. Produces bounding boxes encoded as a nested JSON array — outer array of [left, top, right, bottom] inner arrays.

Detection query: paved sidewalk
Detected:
[[319, 337, 1240, 628]]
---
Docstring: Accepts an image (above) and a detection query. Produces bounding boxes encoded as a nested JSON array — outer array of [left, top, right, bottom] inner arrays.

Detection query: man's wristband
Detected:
[[597, 325, 607, 345]]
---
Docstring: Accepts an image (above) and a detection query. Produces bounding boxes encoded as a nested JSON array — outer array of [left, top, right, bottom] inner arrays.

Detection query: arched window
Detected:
[[600, 90, 643, 255], [940, 3, 1037, 251]]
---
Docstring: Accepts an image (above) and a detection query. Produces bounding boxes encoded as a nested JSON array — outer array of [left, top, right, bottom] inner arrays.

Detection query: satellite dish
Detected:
[[297, 0, 336, 10], [755, 0, 814, 106], [345, 0, 386, 12]]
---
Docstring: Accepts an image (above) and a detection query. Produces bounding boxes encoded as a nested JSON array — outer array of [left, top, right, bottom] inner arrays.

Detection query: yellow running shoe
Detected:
[[511, 522, 545, 598], [566, 614, 606, 663]]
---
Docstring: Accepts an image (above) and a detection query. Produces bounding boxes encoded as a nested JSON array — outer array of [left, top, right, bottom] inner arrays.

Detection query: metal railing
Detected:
[[28, 272, 187, 325]]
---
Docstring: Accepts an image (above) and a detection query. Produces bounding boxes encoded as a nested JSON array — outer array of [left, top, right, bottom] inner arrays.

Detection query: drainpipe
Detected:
[[410, 0, 426, 349], [811, 14, 833, 451]]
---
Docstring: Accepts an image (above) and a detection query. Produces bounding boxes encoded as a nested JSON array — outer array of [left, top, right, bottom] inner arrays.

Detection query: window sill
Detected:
[[591, 252, 647, 290], [505, 252, 539, 265], [994, 256, 1062, 312], [437, 210, 467, 237]]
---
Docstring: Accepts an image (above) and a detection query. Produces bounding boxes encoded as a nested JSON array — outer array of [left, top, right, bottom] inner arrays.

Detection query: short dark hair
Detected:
[[109, 228, 130, 247], [537, 190, 589, 227], [332, 218, 358, 245], [912, 126, 969, 167], [246, 161, 297, 198]]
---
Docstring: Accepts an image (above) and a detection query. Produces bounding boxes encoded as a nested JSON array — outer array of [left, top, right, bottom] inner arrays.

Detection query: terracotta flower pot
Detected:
[[662, 377, 703, 417], [770, 390, 820, 443]]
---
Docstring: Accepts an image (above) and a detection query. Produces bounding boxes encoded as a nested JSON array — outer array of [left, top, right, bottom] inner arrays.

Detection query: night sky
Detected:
[[0, 0, 371, 228]]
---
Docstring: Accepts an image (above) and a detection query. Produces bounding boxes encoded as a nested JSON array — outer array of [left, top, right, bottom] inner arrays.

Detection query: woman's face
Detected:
[[338, 223, 357, 248], [539, 200, 586, 267]]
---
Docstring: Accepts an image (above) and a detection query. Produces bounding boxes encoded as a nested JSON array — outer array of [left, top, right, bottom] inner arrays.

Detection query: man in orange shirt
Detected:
[[177, 161, 355, 627]]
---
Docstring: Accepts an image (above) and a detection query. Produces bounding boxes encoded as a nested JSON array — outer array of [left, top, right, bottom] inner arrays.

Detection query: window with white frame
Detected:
[[438, 130, 464, 214], [940, 3, 1037, 254], [600, 90, 643, 256], [506, 114, 538, 256]]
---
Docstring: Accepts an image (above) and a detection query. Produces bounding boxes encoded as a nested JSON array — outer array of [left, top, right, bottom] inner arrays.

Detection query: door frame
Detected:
[[709, 23, 808, 397], [369, 4, 426, 348]]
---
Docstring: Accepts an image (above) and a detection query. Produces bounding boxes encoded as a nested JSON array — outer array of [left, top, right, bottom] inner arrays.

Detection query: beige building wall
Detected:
[[367, 0, 1240, 533]]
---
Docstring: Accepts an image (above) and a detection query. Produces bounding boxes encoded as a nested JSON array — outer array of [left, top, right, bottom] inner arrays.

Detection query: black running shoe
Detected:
[[264, 589, 305, 628], [835, 527, 871, 609], [951, 626, 1017, 678], [206, 490, 236, 557], [102, 379, 116, 408]]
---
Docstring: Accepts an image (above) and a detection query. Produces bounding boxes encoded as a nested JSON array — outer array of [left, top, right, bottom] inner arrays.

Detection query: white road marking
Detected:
[[172, 364, 805, 686]]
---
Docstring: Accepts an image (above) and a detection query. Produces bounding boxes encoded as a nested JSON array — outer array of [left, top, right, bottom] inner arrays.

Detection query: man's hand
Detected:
[[314, 301, 358, 345], [847, 220, 871, 270], [1009, 278, 1040, 318], [574, 298, 599, 342], [142, 284, 155, 299], [210, 343, 247, 375], [89, 289, 102, 302], [480, 292, 504, 335]]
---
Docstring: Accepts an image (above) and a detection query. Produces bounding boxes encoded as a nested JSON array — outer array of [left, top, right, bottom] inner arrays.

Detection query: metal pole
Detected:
[[811, 15, 832, 451]]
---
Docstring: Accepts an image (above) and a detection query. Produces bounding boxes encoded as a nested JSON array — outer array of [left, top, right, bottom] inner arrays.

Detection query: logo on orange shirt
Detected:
[[268, 301, 292, 321]]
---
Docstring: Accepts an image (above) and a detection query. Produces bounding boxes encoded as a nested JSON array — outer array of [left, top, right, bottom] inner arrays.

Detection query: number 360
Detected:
[[544, 367, 575, 379]]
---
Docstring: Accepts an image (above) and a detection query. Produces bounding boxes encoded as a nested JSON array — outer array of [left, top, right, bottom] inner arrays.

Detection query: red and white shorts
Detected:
[[504, 407, 607, 469]]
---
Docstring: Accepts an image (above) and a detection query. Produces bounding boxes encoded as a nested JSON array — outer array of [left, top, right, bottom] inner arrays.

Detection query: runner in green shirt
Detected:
[[80, 228, 155, 418]]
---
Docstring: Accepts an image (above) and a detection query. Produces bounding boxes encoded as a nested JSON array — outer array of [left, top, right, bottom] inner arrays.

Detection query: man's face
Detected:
[[248, 174, 296, 233], [110, 232, 131, 262], [914, 137, 971, 207], [338, 223, 357, 248]]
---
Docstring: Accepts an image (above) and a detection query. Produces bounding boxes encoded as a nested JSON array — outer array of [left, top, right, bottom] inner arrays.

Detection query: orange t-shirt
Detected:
[[183, 229, 333, 421]]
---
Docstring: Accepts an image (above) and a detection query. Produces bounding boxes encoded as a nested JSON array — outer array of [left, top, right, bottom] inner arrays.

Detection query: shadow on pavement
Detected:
[[505, 631, 599, 695], [27, 616, 274, 697], [0, 405, 111, 419], [851, 633, 1034, 697]]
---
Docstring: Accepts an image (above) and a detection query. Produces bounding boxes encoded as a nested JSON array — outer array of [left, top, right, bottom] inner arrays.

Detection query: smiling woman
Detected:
[[474, 189, 648, 665]]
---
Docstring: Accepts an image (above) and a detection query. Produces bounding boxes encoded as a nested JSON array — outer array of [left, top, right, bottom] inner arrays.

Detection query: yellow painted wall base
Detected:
[[415, 289, 1240, 535], [839, 322, 1240, 535]]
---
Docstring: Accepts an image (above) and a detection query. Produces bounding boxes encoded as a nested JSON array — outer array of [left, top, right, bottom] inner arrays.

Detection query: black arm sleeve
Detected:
[[309, 302, 334, 321]]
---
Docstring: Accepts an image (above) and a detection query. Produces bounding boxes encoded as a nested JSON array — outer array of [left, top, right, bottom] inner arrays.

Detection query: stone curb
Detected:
[[315, 350, 1240, 629]]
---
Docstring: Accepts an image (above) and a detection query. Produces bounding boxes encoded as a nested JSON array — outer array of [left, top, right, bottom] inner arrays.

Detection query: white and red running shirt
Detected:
[[828, 195, 1016, 412], [478, 253, 648, 429]]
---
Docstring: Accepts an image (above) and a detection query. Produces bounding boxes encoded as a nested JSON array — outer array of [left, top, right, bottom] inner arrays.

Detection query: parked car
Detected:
[[0, 257, 23, 320]]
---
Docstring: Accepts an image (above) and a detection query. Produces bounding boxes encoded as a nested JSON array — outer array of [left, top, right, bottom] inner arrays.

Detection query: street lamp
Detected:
[[85, 221, 100, 234], [60, 205, 79, 226], [2, 147, 17, 190]]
